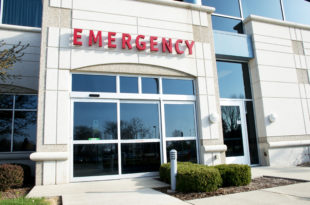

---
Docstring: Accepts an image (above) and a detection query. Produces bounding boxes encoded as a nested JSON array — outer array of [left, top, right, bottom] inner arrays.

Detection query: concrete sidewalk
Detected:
[[27, 166, 310, 205]]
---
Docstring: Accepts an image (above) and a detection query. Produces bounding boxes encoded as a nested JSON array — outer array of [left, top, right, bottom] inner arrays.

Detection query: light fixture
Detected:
[[209, 113, 219, 124], [268, 113, 277, 123]]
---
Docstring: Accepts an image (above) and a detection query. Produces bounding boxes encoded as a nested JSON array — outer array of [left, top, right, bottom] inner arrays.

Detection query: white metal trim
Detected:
[[0, 0, 3, 24], [238, 0, 244, 19], [212, 13, 243, 21], [279, 0, 286, 21]]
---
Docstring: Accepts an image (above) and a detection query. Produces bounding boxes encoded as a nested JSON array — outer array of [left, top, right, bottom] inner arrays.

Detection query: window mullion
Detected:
[[10, 95, 15, 152], [0, 0, 3, 24]]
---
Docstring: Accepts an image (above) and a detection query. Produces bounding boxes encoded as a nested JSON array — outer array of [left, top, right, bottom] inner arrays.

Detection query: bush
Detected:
[[176, 166, 222, 192], [0, 164, 24, 191], [12, 163, 34, 186], [214, 164, 251, 187], [159, 162, 201, 184]]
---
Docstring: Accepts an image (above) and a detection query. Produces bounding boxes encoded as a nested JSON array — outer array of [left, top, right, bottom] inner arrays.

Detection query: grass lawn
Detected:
[[0, 197, 49, 205]]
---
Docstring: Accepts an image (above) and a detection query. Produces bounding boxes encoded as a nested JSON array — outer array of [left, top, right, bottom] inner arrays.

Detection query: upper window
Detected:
[[1, 0, 42, 27], [162, 79, 195, 95], [212, 16, 243, 33], [241, 0, 283, 20], [217, 61, 251, 99], [72, 74, 116, 93], [282, 0, 310, 25], [202, 0, 241, 17], [0, 94, 37, 152]]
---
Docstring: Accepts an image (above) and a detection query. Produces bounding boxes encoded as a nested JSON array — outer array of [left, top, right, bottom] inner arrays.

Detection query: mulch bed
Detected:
[[298, 162, 310, 167], [155, 177, 303, 201]]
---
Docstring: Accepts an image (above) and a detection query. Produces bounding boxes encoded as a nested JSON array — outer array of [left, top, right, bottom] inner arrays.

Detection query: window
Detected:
[[202, 0, 241, 17], [217, 61, 251, 99], [1, 0, 42, 27], [162, 79, 195, 95], [120, 76, 138, 93], [72, 74, 116, 93], [241, 0, 283, 20], [212, 16, 243, 33], [0, 94, 37, 152], [282, 0, 310, 25]]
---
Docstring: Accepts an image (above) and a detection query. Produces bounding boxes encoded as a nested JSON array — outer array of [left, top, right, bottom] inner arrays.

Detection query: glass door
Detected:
[[220, 100, 250, 165]]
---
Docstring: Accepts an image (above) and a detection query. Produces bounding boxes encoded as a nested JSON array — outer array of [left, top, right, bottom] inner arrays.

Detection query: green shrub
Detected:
[[12, 163, 34, 186], [0, 164, 24, 191], [176, 166, 222, 192], [214, 164, 251, 187], [159, 162, 201, 184]]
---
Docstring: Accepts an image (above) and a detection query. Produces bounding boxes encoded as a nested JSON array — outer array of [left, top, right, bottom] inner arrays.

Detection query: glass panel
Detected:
[[202, 0, 241, 17], [142, 78, 159, 94], [162, 79, 195, 95], [166, 140, 197, 163], [121, 143, 160, 174], [165, 104, 196, 137], [242, 0, 283, 20], [283, 0, 310, 25], [0, 94, 13, 109], [217, 61, 248, 99], [74, 102, 117, 140], [13, 111, 36, 151], [121, 103, 160, 139], [0, 111, 12, 152], [74, 144, 118, 177], [2, 0, 42, 27], [246, 101, 259, 164], [15, 95, 37, 109], [72, 74, 116, 93], [120, 76, 138, 93], [221, 106, 244, 157], [212, 16, 243, 34]]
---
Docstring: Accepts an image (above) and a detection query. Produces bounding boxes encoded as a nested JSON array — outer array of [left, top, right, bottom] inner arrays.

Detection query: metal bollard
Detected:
[[170, 149, 177, 192]]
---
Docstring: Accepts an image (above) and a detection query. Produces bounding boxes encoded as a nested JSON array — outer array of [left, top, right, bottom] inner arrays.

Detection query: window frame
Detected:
[[0, 94, 37, 153], [0, 0, 3, 24]]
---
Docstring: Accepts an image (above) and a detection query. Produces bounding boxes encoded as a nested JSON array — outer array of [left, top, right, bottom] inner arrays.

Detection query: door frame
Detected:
[[220, 100, 250, 165]]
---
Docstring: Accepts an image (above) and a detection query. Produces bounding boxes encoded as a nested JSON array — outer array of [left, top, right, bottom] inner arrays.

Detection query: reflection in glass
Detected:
[[162, 79, 195, 95], [72, 74, 116, 92], [142, 78, 159, 94], [166, 140, 197, 163], [212, 16, 243, 33], [121, 143, 160, 174], [15, 95, 37, 109], [242, 0, 283, 20], [0, 111, 12, 152], [221, 106, 244, 157], [217, 61, 249, 99], [120, 76, 138, 93], [245, 101, 259, 164], [74, 102, 117, 140], [121, 103, 159, 139], [202, 0, 241, 17], [0, 95, 13, 109], [74, 144, 118, 177], [165, 104, 196, 137], [13, 111, 36, 151], [283, 0, 310, 25]]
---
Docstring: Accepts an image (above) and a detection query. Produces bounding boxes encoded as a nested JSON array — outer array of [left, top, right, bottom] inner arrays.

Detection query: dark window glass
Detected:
[[121, 143, 160, 174], [121, 103, 160, 139], [166, 140, 197, 163], [202, 0, 241, 17], [0, 111, 12, 152], [74, 102, 117, 140], [246, 101, 259, 164], [0, 95, 13, 109], [283, 0, 310, 25], [217, 61, 251, 99], [162, 79, 195, 95], [120, 76, 138, 93], [165, 104, 196, 137], [72, 74, 116, 93], [221, 106, 244, 157], [2, 0, 42, 27], [142, 78, 159, 94], [15, 95, 37, 109], [13, 111, 36, 151], [74, 144, 118, 177], [212, 16, 243, 33], [242, 0, 283, 20]]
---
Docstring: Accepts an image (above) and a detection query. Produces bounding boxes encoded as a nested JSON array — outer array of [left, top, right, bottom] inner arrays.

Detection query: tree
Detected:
[[0, 40, 29, 81]]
